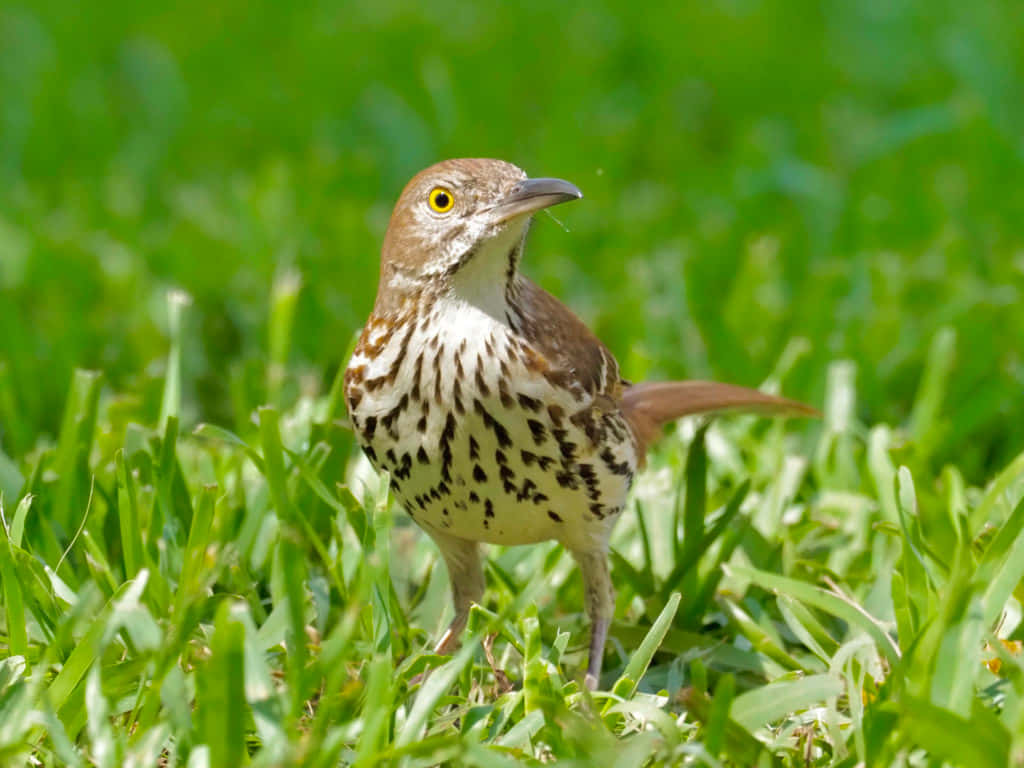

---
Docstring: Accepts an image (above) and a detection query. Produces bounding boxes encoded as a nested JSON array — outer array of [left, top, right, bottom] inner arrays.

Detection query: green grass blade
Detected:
[[609, 591, 681, 703], [9, 493, 32, 548], [730, 674, 843, 733], [979, 495, 1024, 627], [727, 563, 901, 665], [0, 523, 28, 660], [116, 452, 143, 580], [258, 406, 293, 523], [52, 369, 102, 534], [196, 600, 248, 768], [397, 638, 479, 747], [899, 696, 1009, 768], [159, 290, 190, 432]]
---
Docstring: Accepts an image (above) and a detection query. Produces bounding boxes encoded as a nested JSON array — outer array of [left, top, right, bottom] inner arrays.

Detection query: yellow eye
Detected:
[[428, 186, 455, 213]]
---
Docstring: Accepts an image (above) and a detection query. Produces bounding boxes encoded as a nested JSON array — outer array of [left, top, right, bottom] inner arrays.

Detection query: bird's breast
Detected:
[[344, 298, 638, 550]]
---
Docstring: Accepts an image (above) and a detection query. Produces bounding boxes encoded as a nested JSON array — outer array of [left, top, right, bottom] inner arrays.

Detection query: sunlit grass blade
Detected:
[[607, 591, 681, 706]]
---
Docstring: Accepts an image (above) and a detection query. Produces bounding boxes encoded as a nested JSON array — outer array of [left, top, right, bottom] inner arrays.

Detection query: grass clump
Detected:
[[1, 295, 1022, 765]]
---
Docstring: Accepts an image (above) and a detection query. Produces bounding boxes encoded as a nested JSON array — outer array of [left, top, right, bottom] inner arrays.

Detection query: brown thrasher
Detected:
[[344, 158, 815, 689]]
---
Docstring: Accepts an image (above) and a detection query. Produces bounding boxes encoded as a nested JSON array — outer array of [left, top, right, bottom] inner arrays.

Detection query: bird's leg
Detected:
[[572, 548, 615, 690], [429, 531, 485, 655]]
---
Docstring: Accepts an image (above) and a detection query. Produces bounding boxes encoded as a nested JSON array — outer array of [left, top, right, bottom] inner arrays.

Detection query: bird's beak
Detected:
[[492, 177, 583, 222]]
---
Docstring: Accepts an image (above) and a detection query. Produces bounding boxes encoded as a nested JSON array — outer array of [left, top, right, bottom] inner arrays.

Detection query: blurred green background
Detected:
[[1, 0, 1022, 480]]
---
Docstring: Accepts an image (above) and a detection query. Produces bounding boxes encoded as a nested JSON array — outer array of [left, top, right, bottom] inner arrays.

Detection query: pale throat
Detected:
[[445, 218, 529, 323]]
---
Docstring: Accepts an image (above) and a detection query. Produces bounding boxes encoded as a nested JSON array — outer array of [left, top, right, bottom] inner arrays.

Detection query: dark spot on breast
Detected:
[[469, 435, 479, 460], [527, 419, 547, 445], [474, 399, 512, 448], [363, 416, 378, 440], [554, 432, 576, 461], [474, 365, 491, 397], [571, 408, 603, 445], [364, 446, 377, 463], [547, 404, 565, 426], [532, 493, 548, 505], [441, 413, 456, 444], [589, 503, 605, 519], [484, 499, 495, 518], [520, 450, 536, 466], [394, 452, 412, 480], [518, 393, 542, 412], [469, 491, 480, 503], [498, 379, 514, 408], [347, 389, 362, 410], [385, 448, 397, 466], [417, 446, 429, 464], [473, 465, 488, 483], [495, 449, 507, 465], [548, 510, 563, 523], [600, 446, 632, 476], [453, 378, 464, 414], [556, 471, 578, 489], [382, 393, 409, 438], [410, 353, 424, 401]]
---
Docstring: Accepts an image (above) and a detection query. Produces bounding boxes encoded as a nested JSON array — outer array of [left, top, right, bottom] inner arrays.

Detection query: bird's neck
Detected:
[[445, 224, 526, 324]]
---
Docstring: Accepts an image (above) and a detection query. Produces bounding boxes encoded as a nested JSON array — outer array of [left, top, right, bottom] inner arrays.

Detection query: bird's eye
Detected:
[[427, 186, 455, 213]]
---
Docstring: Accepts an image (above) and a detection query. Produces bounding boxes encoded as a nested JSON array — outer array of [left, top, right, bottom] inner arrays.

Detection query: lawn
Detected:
[[2, 0, 1024, 765]]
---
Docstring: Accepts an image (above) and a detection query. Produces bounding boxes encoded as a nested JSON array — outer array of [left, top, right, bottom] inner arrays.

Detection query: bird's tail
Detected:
[[621, 380, 818, 456]]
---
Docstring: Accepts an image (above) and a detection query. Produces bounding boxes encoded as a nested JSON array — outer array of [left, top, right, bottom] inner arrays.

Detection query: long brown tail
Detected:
[[621, 380, 819, 456]]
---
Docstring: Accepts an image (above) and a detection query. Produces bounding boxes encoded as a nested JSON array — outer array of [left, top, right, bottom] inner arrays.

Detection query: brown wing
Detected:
[[509, 277, 624, 401]]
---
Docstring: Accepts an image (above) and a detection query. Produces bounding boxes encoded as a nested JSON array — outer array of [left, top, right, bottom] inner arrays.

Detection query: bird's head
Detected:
[[375, 158, 582, 312]]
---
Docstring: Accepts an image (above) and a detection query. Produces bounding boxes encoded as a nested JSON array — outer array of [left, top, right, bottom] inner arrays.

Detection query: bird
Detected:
[[343, 158, 816, 689]]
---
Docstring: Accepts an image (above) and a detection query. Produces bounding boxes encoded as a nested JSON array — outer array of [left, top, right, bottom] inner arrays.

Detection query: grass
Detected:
[[1, 309, 1023, 765], [2, 0, 1024, 764]]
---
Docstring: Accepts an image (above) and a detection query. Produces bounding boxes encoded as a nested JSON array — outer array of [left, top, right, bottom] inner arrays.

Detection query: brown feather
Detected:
[[621, 380, 819, 456]]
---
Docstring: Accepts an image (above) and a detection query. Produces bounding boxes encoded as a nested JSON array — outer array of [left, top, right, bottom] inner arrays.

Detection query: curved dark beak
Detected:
[[493, 177, 583, 222]]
